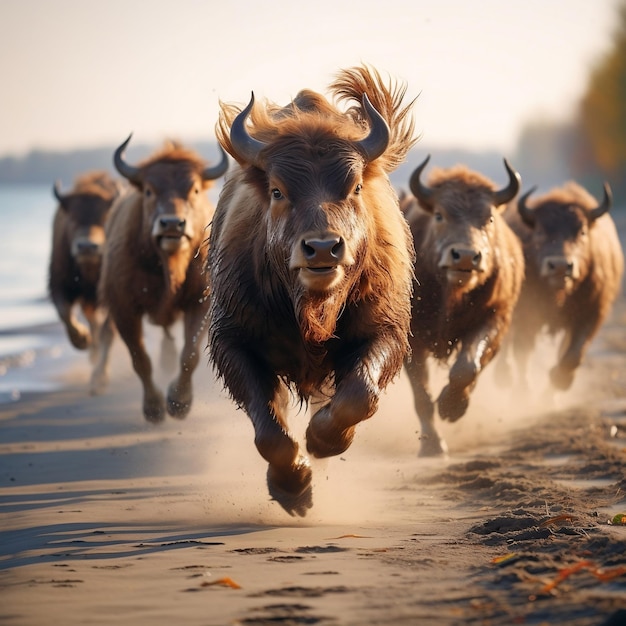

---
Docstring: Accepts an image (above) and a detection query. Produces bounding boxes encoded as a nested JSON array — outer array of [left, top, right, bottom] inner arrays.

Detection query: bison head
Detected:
[[410, 155, 521, 292], [54, 175, 119, 279], [226, 92, 392, 341], [114, 134, 228, 255], [517, 182, 612, 294]]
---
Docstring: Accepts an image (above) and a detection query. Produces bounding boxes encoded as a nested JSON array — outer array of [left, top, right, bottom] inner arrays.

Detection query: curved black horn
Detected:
[[113, 133, 142, 185], [517, 186, 538, 227], [589, 181, 612, 222], [355, 93, 390, 163], [53, 180, 64, 203], [408, 155, 435, 211], [493, 158, 521, 206], [229, 92, 267, 169], [202, 144, 229, 181]]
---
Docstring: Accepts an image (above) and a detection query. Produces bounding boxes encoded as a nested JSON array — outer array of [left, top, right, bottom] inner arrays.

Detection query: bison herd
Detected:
[[48, 65, 624, 516]]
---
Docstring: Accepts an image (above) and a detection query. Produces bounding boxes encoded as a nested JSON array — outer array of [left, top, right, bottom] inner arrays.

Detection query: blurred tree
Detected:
[[576, 0, 626, 204]]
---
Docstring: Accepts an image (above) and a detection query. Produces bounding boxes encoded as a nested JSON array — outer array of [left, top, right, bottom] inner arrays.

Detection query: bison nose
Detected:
[[301, 235, 345, 266], [449, 247, 482, 271], [76, 240, 100, 255], [159, 216, 186, 232], [542, 256, 574, 277]]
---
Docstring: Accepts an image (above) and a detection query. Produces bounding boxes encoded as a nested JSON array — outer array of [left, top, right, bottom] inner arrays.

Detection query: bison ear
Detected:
[[588, 182, 612, 222], [517, 186, 537, 228]]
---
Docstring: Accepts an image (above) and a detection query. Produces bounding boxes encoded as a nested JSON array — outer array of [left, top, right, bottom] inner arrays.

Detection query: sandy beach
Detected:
[[1, 280, 626, 625]]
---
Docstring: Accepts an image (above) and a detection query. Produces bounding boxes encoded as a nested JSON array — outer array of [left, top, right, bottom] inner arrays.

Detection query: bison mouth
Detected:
[[156, 233, 190, 253], [445, 267, 479, 288], [297, 265, 344, 292]]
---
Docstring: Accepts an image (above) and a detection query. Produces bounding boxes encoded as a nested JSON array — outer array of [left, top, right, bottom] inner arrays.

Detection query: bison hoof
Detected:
[[89, 370, 108, 396], [550, 365, 574, 391], [437, 385, 469, 422], [267, 460, 313, 517], [418, 433, 449, 458], [305, 421, 355, 459], [143, 391, 166, 424], [166, 382, 192, 419], [69, 328, 91, 351]]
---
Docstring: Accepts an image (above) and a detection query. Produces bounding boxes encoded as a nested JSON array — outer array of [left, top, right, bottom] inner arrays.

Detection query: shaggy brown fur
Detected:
[[208, 65, 417, 516], [91, 139, 227, 422], [401, 159, 524, 456], [500, 181, 624, 391], [48, 170, 120, 358]]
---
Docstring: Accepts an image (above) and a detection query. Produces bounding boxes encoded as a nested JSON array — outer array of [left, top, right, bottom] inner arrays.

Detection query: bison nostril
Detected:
[[302, 236, 344, 264], [473, 251, 482, 266], [451, 248, 460, 262], [160, 217, 186, 230]]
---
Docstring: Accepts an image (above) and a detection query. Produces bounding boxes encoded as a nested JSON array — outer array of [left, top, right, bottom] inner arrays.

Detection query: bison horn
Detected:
[[113, 134, 143, 185], [493, 159, 522, 207], [201, 144, 229, 181], [409, 155, 435, 211], [517, 186, 538, 227], [355, 93, 390, 163], [588, 181, 612, 222], [229, 92, 268, 169], [53, 180, 64, 203]]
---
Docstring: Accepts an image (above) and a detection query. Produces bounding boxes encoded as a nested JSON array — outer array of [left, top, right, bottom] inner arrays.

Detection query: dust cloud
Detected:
[[60, 318, 607, 527]]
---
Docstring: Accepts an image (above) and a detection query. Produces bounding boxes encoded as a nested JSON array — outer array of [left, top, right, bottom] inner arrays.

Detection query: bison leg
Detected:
[[212, 342, 312, 516], [166, 307, 207, 419], [115, 313, 165, 422], [89, 313, 115, 395], [53, 295, 91, 351], [159, 327, 178, 375], [306, 340, 398, 459], [439, 328, 499, 423], [81, 302, 101, 364], [551, 324, 596, 390], [404, 347, 447, 457]]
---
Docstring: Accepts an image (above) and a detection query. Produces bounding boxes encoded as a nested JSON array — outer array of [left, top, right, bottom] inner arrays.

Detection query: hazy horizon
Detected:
[[0, 0, 619, 158]]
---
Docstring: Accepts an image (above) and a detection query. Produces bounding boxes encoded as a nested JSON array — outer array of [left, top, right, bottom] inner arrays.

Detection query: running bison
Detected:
[[401, 156, 524, 457], [501, 181, 624, 392], [207, 65, 417, 515], [49, 171, 121, 360], [90, 136, 228, 421]]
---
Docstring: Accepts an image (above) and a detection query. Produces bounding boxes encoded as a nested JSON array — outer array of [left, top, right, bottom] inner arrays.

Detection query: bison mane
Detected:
[[216, 64, 418, 173]]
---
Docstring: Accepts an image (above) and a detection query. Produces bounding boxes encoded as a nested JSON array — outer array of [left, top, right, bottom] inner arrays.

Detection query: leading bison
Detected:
[[49, 171, 121, 360], [207, 65, 417, 516], [401, 156, 524, 456], [90, 136, 228, 421], [500, 181, 624, 392]]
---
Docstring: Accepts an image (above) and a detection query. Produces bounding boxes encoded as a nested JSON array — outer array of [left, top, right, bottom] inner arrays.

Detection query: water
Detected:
[[0, 184, 69, 400]]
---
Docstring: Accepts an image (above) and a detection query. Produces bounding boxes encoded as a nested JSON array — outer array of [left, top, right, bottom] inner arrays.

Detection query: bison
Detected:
[[207, 65, 418, 516], [90, 136, 228, 422], [49, 171, 121, 359], [401, 156, 524, 457], [499, 181, 624, 392]]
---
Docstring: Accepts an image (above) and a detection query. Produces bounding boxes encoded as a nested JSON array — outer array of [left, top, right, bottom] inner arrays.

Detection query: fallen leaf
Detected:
[[539, 514, 577, 527], [201, 577, 241, 589]]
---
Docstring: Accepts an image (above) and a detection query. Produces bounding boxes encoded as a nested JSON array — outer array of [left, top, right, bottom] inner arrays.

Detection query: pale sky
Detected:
[[0, 0, 619, 157]]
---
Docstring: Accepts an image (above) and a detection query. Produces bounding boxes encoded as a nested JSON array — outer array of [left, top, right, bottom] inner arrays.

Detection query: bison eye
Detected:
[[271, 188, 283, 200], [144, 188, 152, 198], [434, 211, 443, 222], [354, 183, 362, 195]]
